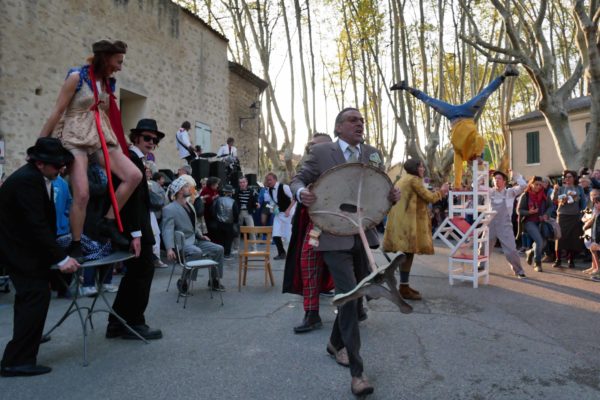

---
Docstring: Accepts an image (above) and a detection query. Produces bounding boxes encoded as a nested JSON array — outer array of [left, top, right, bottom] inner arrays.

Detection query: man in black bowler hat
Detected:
[[105, 119, 165, 340], [0, 137, 80, 377]]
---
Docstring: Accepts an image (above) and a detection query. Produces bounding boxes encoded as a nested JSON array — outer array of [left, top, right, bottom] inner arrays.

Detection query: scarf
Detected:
[[88, 65, 128, 232]]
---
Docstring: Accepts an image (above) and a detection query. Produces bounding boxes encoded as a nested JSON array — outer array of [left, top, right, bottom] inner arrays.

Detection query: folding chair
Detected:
[[238, 226, 274, 291], [167, 231, 222, 308]]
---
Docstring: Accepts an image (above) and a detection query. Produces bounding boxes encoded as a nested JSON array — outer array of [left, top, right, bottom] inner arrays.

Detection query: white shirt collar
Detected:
[[337, 138, 360, 159], [129, 145, 145, 159]]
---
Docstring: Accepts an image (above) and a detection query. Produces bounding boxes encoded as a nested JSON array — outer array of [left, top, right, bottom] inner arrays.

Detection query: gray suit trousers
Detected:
[[322, 236, 367, 378]]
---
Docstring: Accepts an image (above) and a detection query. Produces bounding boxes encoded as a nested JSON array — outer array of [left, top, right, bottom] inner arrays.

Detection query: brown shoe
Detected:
[[351, 375, 374, 396], [399, 285, 422, 300], [326, 342, 350, 367]]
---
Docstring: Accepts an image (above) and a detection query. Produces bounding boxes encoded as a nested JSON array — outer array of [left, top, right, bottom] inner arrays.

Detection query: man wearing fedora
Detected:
[[105, 119, 165, 340], [0, 138, 80, 377]]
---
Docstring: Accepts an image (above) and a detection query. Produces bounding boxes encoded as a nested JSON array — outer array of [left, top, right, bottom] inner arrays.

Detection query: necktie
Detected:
[[347, 145, 359, 162], [269, 187, 275, 203]]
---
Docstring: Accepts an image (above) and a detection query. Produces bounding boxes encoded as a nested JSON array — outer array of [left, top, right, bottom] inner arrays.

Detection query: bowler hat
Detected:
[[222, 184, 234, 193], [27, 137, 74, 166], [92, 40, 127, 54], [130, 119, 165, 140]]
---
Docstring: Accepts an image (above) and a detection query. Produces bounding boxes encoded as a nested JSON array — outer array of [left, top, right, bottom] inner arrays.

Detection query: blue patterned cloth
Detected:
[[56, 234, 113, 262], [65, 65, 116, 93]]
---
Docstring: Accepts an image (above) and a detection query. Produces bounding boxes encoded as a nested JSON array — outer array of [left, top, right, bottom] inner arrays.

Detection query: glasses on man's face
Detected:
[[564, 175, 574, 179], [141, 135, 159, 145]]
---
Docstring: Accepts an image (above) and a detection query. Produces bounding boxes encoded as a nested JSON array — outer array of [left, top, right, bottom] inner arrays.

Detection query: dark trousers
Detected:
[[322, 237, 368, 378], [215, 221, 235, 256], [109, 244, 155, 326], [1, 274, 51, 367], [273, 237, 286, 256]]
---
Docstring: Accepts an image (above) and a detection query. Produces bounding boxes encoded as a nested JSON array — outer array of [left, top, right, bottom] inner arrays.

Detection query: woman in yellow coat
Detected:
[[383, 158, 448, 300]]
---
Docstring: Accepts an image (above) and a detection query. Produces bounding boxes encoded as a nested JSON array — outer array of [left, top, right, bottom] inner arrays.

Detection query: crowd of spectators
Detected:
[[429, 167, 600, 282]]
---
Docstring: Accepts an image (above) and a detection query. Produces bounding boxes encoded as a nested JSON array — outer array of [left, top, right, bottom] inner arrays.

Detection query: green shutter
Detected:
[[526, 131, 539, 164]]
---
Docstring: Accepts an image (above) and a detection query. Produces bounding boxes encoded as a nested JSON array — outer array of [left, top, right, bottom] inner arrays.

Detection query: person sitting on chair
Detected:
[[161, 177, 226, 293]]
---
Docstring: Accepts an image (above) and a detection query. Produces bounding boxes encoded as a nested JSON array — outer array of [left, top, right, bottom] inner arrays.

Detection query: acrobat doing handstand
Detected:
[[391, 65, 519, 189]]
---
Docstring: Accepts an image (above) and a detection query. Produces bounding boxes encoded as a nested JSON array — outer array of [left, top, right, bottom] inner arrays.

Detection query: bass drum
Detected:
[[309, 163, 392, 236]]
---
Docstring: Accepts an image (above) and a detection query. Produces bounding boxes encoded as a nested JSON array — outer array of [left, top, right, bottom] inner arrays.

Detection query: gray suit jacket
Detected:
[[291, 140, 384, 251], [161, 201, 201, 251]]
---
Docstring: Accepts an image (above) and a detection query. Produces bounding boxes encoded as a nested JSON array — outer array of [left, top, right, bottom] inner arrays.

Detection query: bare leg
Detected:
[[69, 153, 89, 242], [97, 148, 142, 218]]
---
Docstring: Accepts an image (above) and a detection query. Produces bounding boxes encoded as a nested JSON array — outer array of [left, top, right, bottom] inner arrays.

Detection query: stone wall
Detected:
[[0, 0, 231, 175], [227, 62, 267, 177]]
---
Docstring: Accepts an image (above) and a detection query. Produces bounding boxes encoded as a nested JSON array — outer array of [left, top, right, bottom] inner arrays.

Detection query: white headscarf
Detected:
[[167, 176, 194, 201]]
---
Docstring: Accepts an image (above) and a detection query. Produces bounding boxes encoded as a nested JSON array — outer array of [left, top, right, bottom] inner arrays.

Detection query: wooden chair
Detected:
[[238, 226, 275, 291]]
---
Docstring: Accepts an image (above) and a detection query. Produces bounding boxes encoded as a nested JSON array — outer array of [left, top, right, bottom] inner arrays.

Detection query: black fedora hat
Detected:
[[130, 119, 165, 140], [27, 137, 74, 166]]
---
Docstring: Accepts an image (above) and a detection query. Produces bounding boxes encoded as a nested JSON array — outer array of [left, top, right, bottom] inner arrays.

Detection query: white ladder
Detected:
[[433, 161, 496, 288]]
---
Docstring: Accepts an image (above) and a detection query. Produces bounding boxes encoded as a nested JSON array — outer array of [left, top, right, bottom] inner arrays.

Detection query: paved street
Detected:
[[1, 242, 599, 400]]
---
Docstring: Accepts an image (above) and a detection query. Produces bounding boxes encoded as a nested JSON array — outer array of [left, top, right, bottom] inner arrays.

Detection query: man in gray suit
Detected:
[[291, 107, 401, 396], [161, 177, 225, 292]]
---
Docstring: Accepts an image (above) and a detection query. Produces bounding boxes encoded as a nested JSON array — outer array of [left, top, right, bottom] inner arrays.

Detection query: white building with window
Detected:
[[509, 96, 596, 178]]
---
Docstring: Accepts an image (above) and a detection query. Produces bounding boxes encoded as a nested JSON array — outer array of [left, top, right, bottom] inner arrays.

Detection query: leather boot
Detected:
[[399, 284, 422, 300], [98, 217, 130, 248], [357, 297, 368, 321], [293, 311, 322, 334]]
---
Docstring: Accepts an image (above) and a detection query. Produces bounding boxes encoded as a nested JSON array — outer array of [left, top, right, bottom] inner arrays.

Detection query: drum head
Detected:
[[309, 163, 392, 236]]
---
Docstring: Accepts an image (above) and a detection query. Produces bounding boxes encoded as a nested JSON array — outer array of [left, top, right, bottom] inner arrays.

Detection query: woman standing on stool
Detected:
[[39, 40, 142, 258], [383, 158, 448, 300]]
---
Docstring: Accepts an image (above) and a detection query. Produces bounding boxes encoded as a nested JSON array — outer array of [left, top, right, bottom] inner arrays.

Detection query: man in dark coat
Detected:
[[105, 119, 165, 340], [0, 138, 79, 377], [291, 108, 400, 396]]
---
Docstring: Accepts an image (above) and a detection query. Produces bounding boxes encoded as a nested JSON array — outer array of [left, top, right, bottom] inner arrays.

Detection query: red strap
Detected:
[[88, 65, 124, 233]]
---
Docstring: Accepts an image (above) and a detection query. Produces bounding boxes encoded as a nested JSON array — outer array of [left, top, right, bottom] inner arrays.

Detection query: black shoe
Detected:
[[273, 253, 286, 260], [210, 280, 226, 292], [526, 249, 534, 266], [552, 261, 563, 269], [504, 65, 520, 77], [121, 324, 163, 340], [105, 322, 125, 339], [568, 261, 575, 269], [1, 364, 52, 377], [177, 279, 189, 295], [515, 272, 527, 279], [293, 311, 322, 334], [98, 217, 130, 248], [390, 80, 408, 91], [534, 262, 543, 272]]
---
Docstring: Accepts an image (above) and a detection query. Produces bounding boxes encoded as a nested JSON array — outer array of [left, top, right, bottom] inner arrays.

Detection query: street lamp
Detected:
[[239, 101, 261, 129]]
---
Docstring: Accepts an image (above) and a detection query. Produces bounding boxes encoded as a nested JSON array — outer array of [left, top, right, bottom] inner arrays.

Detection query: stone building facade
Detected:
[[0, 0, 263, 179], [227, 62, 268, 178], [509, 96, 598, 177]]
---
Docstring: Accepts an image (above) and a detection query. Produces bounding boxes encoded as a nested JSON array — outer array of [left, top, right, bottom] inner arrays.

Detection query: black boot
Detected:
[[390, 80, 408, 91], [293, 311, 322, 334], [98, 217, 129, 248], [357, 298, 368, 321], [68, 240, 85, 263]]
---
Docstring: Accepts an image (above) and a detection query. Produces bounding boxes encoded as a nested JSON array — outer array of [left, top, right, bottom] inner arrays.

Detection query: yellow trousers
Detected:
[[450, 118, 485, 188]]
